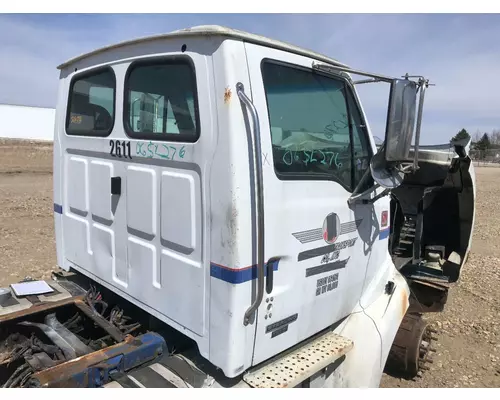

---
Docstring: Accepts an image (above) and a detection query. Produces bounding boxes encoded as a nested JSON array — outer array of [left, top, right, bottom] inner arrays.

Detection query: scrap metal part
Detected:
[[45, 313, 92, 356], [25, 332, 167, 388], [0, 295, 86, 324], [405, 278, 450, 314], [18, 321, 77, 360], [0, 333, 63, 368], [0, 283, 153, 388], [25, 352, 58, 372], [3, 363, 32, 388], [385, 313, 437, 378]]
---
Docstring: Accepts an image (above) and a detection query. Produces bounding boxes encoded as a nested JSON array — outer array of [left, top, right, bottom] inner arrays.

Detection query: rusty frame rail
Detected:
[[27, 332, 166, 387], [0, 295, 85, 323], [0, 295, 124, 342]]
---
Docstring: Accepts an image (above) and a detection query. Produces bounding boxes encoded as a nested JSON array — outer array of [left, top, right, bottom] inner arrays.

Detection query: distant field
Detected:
[[0, 138, 53, 174]]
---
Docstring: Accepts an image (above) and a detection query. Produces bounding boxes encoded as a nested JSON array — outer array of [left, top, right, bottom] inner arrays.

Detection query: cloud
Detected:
[[0, 13, 498, 144]]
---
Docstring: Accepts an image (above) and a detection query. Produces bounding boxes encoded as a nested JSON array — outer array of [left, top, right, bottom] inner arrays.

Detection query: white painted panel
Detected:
[[160, 249, 204, 335], [127, 236, 158, 289], [65, 215, 91, 266], [91, 223, 117, 284], [161, 171, 196, 252], [67, 157, 88, 213], [127, 166, 157, 237], [90, 161, 114, 222]]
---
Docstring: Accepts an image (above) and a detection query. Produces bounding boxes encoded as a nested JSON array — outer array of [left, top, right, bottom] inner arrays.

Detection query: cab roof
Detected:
[[57, 24, 349, 70]]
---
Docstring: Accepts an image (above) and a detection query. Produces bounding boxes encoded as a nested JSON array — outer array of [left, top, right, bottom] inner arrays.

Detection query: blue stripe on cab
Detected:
[[210, 260, 279, 284], [379, 228, 390, 240], [54, 203, 63, 214]]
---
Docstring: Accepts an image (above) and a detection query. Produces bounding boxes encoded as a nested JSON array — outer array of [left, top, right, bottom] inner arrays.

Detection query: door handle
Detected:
[[266, 257, 281, 295], [266, 260, 274, 295], [111, 177, 121, 195]]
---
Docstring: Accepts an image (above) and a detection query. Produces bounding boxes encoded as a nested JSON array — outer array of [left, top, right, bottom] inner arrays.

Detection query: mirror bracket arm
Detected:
[[364, 188, 391, 204], [348, 185, 389, 206], [348, 167, 382, 206]]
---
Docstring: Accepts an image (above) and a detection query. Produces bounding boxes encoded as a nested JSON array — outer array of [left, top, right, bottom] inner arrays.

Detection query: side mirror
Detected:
[[384, 79, 418, 162], [371, 77, 425, 189], [310, 62, 430, 192]]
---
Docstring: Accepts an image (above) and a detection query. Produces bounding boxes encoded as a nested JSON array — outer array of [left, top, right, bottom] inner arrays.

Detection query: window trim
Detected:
[[123, 55, 201, 143], [65, 66, 116, 137], [260, 58, 374, 193], [344, 81, 375, 190], [344, 84, 356, 190]]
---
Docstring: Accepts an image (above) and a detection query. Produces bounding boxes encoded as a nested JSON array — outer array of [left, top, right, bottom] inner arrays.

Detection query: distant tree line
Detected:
[[451, 128, 500, 152]]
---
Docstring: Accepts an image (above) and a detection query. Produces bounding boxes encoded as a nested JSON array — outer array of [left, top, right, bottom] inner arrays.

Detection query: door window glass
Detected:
[[261, 61, 373, 191]]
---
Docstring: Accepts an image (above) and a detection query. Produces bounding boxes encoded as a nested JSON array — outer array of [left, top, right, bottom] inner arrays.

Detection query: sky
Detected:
[[0, 13, 499, 144]]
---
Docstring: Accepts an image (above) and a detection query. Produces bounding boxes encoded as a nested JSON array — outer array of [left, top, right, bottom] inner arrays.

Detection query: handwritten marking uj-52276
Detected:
[[135, 141, 186, 161], [282, 149, 342, 168]]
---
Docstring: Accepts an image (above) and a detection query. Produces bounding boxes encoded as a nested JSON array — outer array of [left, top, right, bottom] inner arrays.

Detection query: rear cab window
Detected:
[[261, 60, 372, 192], [66, 67, 116, 136], [124, 58, 199, 143]]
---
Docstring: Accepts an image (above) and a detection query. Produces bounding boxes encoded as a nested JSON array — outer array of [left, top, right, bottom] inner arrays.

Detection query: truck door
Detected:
[[59, 53, 212, 340], [243, 43, 389, 365]]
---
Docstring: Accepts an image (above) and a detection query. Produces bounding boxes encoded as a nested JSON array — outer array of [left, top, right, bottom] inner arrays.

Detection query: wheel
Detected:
[[385, 313, 437, 378]]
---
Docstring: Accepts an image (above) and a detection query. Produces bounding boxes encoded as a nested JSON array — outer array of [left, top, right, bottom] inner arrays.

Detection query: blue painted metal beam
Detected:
[[28, 332, 167, 388]]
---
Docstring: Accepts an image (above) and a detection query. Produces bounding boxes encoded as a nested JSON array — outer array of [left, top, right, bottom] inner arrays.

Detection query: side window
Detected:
[[66, 68, 115, 136], [124, 59, 199, 142], [261, 61, 372, 191]]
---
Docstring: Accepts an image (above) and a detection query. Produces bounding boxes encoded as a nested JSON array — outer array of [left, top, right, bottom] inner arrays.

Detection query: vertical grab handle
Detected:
[[237, 82, 265, 326]]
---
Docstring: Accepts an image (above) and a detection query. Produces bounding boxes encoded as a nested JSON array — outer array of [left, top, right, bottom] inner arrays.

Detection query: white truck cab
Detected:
[[48, 25, 475, 388]]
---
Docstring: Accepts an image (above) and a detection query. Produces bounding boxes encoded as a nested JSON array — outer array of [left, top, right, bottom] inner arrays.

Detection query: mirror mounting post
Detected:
[[412, 77, 429, 171]]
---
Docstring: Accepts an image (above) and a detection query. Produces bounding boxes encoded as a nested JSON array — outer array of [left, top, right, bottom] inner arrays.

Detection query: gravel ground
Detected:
[[0, 139, 498, 387], [0, 139, 55, 287]]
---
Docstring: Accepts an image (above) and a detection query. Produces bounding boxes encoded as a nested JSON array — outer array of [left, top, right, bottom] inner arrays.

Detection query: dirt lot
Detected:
[[0, 139, 498, 387], [0, 139, 54, 287]]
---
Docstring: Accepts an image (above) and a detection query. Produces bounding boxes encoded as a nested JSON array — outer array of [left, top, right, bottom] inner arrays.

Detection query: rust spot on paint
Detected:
[[224, 86, 232, 104]]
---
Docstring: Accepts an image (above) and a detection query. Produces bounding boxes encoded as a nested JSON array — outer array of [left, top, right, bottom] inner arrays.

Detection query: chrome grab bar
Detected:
[[236, 82, 265, 326]]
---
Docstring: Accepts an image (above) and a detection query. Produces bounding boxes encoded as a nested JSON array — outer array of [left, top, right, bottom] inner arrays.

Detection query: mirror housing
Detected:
[[383, 78, 418, 162], [369, 77, 422, 189], [372, 76, 428, 188]]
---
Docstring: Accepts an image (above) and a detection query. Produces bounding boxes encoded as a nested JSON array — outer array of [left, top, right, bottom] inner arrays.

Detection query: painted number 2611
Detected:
[[110, 140, 132, 159]]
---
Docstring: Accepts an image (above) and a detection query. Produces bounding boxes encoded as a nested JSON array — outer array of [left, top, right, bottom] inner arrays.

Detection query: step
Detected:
[[242, 330, 353, 388]]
